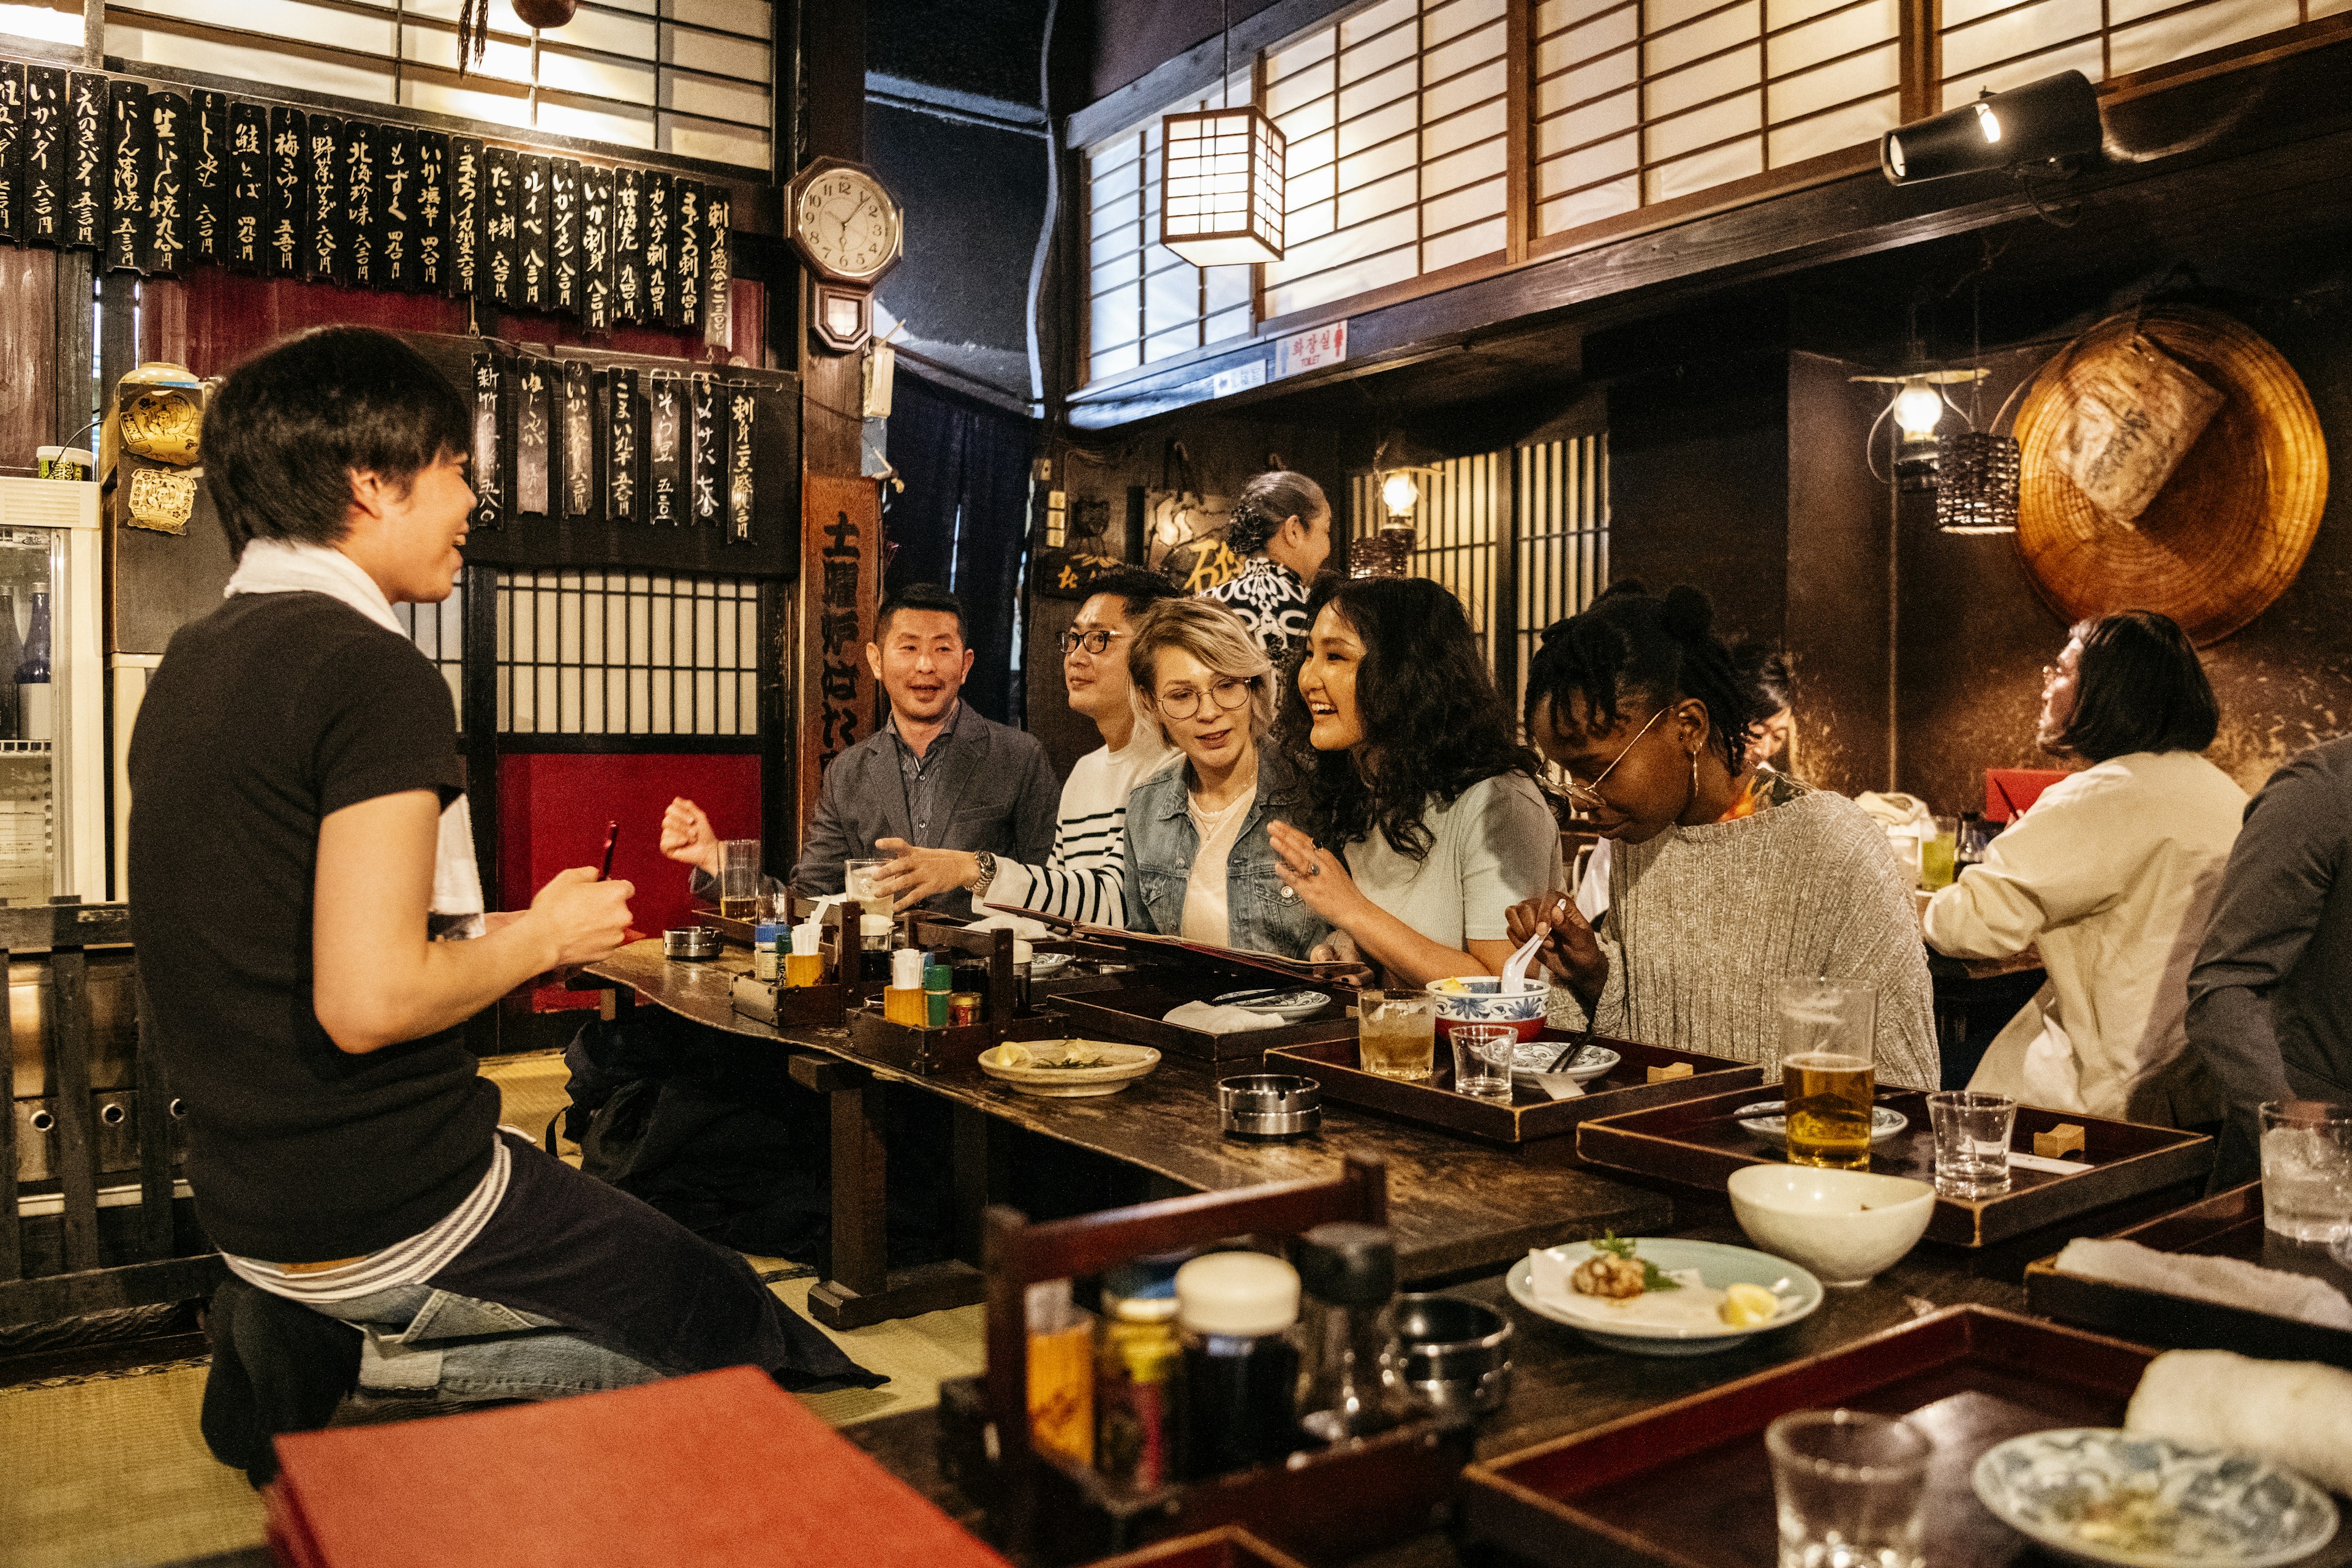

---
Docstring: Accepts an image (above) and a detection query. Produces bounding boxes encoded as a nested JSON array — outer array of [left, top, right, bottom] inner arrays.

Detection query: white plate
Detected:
[[1973, 1428, 2339, 1568], [1507, 1238, 1823, 1356], [1212, 989, 1332, 1022], [1733, 1101, 1910, 1147], [978, 1039, 1159, 1098], [1509, 1042, 1621, 1084], [1028, 950, 1074, 976]]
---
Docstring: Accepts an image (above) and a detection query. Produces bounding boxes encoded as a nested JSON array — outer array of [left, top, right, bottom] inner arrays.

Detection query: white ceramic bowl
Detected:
[[1726, 1164, 1935, 1287], [1426, 975, 1551, 1044]]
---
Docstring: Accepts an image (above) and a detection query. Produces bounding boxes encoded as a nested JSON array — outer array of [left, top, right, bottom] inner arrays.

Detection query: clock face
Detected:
[[795, 168, 898, 281]]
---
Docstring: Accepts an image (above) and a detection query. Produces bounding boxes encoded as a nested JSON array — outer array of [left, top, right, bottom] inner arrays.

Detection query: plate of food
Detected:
[[1507, 1235, 1823, 1355], [1028, 950, 1074, 976], [1212, 988, 1332, 1022], [1972, 1428, 2339, 1568], [978, 1039, 1159, 1098], [1510, 1041, 1621, 1084], [1733, 1099, 1910, 1147]]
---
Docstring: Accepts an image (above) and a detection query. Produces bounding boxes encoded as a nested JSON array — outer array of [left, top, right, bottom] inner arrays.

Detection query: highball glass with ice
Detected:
[[2260, 1101, 2352, 1244], [1358, 989, 1438, 1082]]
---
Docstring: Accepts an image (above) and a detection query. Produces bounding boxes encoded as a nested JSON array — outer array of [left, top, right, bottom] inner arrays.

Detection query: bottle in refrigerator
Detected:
[[16, 586, 50, 743], [0, 590, 19, 739]]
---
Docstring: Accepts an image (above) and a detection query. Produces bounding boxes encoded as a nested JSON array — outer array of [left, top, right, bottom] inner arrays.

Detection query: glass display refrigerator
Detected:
[[0, 478, 110, 904]]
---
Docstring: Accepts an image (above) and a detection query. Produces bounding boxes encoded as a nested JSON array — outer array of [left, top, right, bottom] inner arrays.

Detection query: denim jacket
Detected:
[[1121, 748, 1332, 959]]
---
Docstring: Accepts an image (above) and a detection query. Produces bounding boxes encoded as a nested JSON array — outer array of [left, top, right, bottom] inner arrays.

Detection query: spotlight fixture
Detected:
[[1880, 71, 2101, 186]]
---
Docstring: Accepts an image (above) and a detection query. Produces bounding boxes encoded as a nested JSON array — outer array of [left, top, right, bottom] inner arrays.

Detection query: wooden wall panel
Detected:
[[0, 246, 58, 471]]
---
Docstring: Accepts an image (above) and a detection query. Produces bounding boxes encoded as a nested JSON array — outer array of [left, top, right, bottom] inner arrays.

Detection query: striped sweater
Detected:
[[986, 729, 1178, 927]]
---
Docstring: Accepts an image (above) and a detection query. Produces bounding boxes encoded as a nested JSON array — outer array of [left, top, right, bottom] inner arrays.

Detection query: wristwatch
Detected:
[[967, 851, 997, 895]]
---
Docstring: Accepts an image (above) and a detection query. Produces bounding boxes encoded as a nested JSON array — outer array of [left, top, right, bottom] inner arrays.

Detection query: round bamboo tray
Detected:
[[2013, 305, 2328, 645]]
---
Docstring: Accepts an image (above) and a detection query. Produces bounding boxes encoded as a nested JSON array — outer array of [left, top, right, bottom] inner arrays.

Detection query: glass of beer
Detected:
[[719, 839, 763, 921], [1778, 978, 1879, 1169], [1357, 989, 1438, 1081]]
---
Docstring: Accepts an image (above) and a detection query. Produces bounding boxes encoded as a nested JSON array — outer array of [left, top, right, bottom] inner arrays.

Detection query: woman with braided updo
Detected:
[[1198, 470, 1332, 667], [1505, 584, 1938, 1087]]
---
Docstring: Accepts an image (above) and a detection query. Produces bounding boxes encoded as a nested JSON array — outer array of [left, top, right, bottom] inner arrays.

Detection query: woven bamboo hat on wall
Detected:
[[2013, 304, 2328, 646]]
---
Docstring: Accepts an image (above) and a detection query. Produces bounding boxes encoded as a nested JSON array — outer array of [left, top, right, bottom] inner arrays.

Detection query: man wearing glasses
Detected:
[[864, 568, 1179, 921]]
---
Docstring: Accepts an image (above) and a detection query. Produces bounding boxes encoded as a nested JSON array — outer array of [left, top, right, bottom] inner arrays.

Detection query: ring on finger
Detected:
[[1308, 862, 1321, 876]]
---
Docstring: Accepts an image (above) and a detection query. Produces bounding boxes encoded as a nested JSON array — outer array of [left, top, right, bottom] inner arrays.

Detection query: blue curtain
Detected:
[[883, 372, 1037, 725]]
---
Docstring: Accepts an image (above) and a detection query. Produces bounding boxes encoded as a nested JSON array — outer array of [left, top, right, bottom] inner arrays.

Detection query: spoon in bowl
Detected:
[[1501, 924, 1550, 990]]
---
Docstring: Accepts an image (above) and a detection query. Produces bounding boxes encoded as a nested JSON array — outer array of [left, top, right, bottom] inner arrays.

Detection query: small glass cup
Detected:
[[1778, 979, 1878, 1170], [1452, 1023, 1517, 1102], [1927, 1090, 2015, 1198], [718, 839, 761, 920], [2259, 1101, 2352, 1244], [844, 858, 892, 919], [1357, 989, 1438, 1082], [1765, 1409, 1932, 1568]]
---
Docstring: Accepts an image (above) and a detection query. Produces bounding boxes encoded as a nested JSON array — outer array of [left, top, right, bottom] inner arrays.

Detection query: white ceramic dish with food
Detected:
[[1733, 1099, 1910, 1147], [1972, 1428, 2339, 1568], [1507, 1237, 1823, 1355], [1726, 1164, 1935, 1288], [1028, 950, 1074, 976], [1210, 988, 1330, 1022], [1427, 975, 1551, 1044], [977, 1039, 1159, 1098]]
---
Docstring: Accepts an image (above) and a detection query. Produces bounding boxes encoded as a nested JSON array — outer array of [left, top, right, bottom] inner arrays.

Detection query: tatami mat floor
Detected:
[[0, 1051, 985, 1568]]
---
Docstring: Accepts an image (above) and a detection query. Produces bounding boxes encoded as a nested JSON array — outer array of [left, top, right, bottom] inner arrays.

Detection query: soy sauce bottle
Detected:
[[1173, 1251, 1300, 1480]]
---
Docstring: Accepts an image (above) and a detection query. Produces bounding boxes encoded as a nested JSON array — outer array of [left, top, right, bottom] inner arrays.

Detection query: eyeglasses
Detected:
[[1561, 704, 1671, 811], [1059, 628, 1127, 656], [1153, 677, 1254, 720]]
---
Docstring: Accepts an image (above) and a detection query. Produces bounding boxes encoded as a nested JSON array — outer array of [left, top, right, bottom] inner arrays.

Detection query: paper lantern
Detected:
[[1159, 106, 1284, 268]]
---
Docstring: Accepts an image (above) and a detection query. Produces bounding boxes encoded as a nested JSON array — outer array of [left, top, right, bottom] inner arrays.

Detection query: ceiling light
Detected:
[[1880, 72, 2100, 186]]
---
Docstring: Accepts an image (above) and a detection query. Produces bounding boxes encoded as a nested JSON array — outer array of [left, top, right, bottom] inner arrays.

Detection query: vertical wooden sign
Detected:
[[643, 170, 673, 328], [189, 90, 228, 265], [647, 370, 682, 526], [480, 144, 515, 308], [66, 72, 106, 251], [580, 164, 612, 330], [267, 105, 304, 275], [703, 187, 732, 347], [726, 382, 756, 545], [105, 81, 147, 273], [674, 181, 703, 332], [342, 118, 377, 287], [23, 67, 65, 246], [306, 111, 341, 282], [612, 166, 643, 325], [415, 131, 448, 290], [604, 366, 639, 524], [688, 372, 721, 527], [379, 124, 417, 288], [803, 473, 880, 777], [516, 356, 551, 519], [562, 358, 595, 519], [448, 136, 481, 300], [0, 64, 25, 245], [144, 90, 187, 276], [227, 102, 265, 270], [516, 153, 550, 312], [549, 157, 579, 316], [470, 350, 503, 533]]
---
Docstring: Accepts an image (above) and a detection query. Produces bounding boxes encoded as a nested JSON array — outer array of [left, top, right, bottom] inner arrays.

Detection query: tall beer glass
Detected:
[[1779, 979, 1879, 1169]]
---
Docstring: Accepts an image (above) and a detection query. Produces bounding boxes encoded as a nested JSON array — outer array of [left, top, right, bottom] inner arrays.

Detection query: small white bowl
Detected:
[[1727, 1164, 1935, 1288]]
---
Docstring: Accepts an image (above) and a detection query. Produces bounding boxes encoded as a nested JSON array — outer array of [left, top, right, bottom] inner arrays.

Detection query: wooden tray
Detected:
[[2025, 1182, 2352, 1368], [1262, 1033, 1762, 1146], [1460, 1306, 2343, 1568], [1050, 982, 1360, 1065], [1575, 1085, 2212, 1246], [1076, 1526, 1310, 1568]]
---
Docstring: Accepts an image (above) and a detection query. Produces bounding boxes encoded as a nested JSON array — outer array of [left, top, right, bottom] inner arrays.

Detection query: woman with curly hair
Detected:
[[1265, 577, 1561, 984], [1197, 470, 1332, 666], [1505, 585, 1937, 1087]]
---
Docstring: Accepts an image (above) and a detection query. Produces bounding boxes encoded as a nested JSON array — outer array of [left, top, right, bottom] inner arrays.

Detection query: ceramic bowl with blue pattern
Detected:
[[1426, 975, 1551, 1043]]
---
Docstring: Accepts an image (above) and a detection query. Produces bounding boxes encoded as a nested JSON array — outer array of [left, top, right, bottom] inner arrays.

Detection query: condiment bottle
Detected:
[[883, 949, 927, 1025], [752, 922, 781, 982], [1096, 1259, 1183, 1492], [784, 921, 826, 987], [924, 962, 953, 1028], [1026, 1279, 1095, 1467], [859, 914, 892, 983], [1174, 1251, 1300, 1480], [1012, 939, 1036, 1016], [1294, 1223, 1403, 1443]]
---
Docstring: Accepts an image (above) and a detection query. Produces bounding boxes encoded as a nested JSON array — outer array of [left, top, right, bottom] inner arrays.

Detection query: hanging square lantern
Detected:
[[1159, 105, 1285, 268], [1935, 430, 2021, 533]]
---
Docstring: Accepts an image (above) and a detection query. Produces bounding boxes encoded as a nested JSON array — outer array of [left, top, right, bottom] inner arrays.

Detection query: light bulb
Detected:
[[1381, 472, 1420, 517], [1973, 102, 2002, 144], [1893, 378, 1945, 439]]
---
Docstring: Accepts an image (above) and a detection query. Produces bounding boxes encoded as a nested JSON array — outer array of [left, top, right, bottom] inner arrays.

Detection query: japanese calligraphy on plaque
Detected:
[[562, 359, 595, 520], [106, 81, 147, 273], [470, 351, 503, 533], [23, 67, 63, 245], [190, 91, 227, 265], [647, 371, 682, 526], [727, 383, 756, 544], [674, 181, 702, 331], [342, 118, 376, 287], [612, 166, 643, 325], [66, 72, 104, 250], [227, 102, 265, 270], [306, 111, 341, 282], [643, 170, 672, 327], [703, 189, 732, 347], [268, 106, 304, 274], [605, 366, 639, 524], [549, 157, 579, 315], [144, 89, 187, 276], [517, 153, 549, 311], [449, 136, 480, 298], [0, 64, 24, 244], [379, 125, 417, 288], [806, 475, 878, 763], [688, 372, 720, 527], [516, 357, 551, 519], [580, 163, 612, 330], [480, 145, 514, 307]]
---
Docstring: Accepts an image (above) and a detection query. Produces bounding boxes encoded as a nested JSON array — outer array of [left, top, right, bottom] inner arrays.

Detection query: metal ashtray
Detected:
[[1386, 1293, 1513, 1425], [1218, 1074, 1322, 1140], [663, 926, 723, 961]]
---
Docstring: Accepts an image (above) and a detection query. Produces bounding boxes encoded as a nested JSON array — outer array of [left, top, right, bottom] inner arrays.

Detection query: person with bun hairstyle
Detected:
[[1268, 576, 1562, 985], [1197, 470, 1333, 665], [1507, 585, 1937, 1087]]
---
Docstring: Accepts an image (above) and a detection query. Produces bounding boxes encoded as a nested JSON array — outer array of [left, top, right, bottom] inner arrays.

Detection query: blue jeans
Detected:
[[322, 1281, 665, 1402]]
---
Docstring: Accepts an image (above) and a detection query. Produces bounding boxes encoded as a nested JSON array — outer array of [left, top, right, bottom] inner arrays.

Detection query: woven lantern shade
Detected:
[[1160, 107, 1286, 268], [2014, 305, 2328, 646]]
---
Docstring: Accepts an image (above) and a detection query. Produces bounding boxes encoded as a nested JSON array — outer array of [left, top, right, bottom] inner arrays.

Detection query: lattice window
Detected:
[[496, 569, 759, 736], [1512, 435, 1609, 703], [1532, 0, 1902, 238], [1263, 0, 1510, 320], [63, 0, 774, 168], [394, 584, 466, 720], [1936, 0, 2344, 107], [1082, 74, 1256, 383]]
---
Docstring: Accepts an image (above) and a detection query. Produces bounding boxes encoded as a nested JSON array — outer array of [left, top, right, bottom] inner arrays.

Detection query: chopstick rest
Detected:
[[2032, 1123, 2087, 1159], [1646, 1062, 1694, 1084]]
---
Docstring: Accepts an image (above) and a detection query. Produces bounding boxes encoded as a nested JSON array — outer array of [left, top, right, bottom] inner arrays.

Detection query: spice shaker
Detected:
[[1095, 1257, 1184, 1491], [1294, 1223, 1404, 1443], [1026, 1279, 1095, 1467], [1173, 1251, 1301, 1480], [752, 922, 782, 982]]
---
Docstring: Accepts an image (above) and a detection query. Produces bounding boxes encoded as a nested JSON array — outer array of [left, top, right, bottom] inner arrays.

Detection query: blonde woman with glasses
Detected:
[[1121, 600, 1332, 957]]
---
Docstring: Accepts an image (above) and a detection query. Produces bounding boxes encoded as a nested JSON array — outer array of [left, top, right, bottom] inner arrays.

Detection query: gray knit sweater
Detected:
[[1548, 790, 1940, 1088]]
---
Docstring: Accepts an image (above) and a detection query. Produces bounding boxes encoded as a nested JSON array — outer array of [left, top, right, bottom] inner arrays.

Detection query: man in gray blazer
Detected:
[[662, 583, 1057, 918]]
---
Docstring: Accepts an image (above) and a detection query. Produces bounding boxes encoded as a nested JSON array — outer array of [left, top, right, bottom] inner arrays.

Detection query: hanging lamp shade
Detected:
[[1159, 105, 1286, 267]]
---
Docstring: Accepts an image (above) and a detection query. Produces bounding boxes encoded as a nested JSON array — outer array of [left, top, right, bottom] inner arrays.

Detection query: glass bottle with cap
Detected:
[[1174, 1251, 1301, 1480], [1095, 1256, 1185, 1492], [1294, 1222, 1403, 1443], [859, 913, 893, 983]]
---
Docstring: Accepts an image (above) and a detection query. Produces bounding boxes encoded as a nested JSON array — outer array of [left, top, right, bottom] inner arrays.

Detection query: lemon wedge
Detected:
[[1719, 1283, 1779, 1329]]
